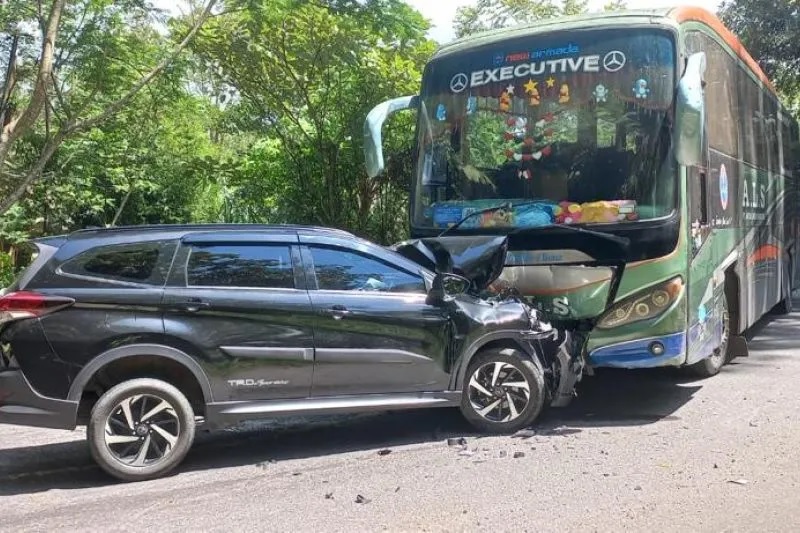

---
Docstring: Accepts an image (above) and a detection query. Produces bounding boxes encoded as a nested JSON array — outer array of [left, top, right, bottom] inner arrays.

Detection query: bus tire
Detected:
[[773, 261, 793, 315], [687, 293, 730, 378]]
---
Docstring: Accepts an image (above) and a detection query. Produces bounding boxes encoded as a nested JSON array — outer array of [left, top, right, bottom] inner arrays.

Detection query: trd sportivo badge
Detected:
[[228, 379, 290, 388]]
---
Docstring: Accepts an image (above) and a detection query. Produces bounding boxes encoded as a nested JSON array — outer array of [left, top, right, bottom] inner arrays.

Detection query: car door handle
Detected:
[[329, 305, 350, 320], [175, 298, 210, 313]]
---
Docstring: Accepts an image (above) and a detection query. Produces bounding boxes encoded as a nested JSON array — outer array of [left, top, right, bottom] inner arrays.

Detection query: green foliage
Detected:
[[720, 0, 800, 100], [187, 0, 434, 243], [0, 251, 15, 289], [453, 0, 589, 38]]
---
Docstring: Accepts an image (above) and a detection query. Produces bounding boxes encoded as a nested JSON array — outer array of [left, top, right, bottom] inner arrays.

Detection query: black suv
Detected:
[[0, 225, 564, 481]]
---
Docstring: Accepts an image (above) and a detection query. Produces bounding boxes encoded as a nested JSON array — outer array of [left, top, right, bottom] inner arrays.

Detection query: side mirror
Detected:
[[364, 95, 418, 178], [674, 52, 706, 167], [427, 272, 470, 305]]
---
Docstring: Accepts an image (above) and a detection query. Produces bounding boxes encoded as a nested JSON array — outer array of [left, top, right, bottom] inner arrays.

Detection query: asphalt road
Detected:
[[2, 303, 800, 532]]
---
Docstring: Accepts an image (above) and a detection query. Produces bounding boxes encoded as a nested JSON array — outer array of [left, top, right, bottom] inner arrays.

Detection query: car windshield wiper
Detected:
[[438, 201, 546, 237]]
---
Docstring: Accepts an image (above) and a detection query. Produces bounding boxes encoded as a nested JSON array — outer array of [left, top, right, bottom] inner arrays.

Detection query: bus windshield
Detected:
[[413, 29, 677, 231]]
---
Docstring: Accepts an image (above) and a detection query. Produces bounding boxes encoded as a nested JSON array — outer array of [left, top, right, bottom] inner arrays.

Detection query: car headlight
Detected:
[[597, 277, 683, 330]]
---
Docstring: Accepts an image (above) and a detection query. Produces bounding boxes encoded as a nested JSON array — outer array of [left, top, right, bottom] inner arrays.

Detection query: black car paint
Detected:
[[0, 224, 553, 430]]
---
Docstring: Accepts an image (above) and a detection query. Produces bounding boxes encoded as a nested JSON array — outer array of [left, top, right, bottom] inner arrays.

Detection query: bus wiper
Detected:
[[438, 201, 545, 237], [511, 221, 630, 250], [438, 203, 506, 237]]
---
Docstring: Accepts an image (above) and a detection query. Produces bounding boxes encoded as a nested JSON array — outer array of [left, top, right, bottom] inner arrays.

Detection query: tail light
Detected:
[[0, 291, 74, 326]]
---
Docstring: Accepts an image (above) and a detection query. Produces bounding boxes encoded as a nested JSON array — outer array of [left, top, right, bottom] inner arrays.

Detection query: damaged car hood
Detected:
[[393, 235, 508, 292]]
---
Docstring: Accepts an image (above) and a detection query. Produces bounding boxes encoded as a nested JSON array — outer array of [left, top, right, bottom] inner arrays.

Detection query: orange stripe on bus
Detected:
[[668, 6, 777, 95], [747, 244, 781, 266]]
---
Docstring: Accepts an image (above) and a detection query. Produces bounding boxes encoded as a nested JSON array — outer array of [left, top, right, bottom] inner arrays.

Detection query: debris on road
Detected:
[[513, 451, 525, 459], [325, 492, 334, 500], [728, 479, 749, 486], [447, 437, 468, 447], [377, 449, 392, 456], [256, 459, 277, 469], [512, 428, 537, 439], [355, 494, 372, 504], [499, 450, 508, 458]]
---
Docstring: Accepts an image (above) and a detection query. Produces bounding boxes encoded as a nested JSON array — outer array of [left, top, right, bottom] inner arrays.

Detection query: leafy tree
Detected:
[[190, 0, 434, 243], [0, 0, 217, 216], [603, 0, 627, 11], [719, 0, 800, 98], [453, 0, 589, 38]]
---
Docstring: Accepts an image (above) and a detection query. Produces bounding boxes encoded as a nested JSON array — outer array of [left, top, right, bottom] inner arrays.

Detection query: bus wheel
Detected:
[[687, 295, 730, 378], [772, 262, 793, 315]]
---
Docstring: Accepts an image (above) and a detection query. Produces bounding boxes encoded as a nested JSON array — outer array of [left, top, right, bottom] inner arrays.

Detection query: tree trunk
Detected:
[[0, 0, 65, 169], [0, 0, 218, 217]]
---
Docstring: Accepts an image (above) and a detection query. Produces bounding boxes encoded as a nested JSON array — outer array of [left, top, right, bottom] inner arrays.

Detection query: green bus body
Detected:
[[366, 8, 799, 370]]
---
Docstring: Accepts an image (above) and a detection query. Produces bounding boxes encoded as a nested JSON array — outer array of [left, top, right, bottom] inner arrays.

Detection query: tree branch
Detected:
[[111, 186, 134, 226], [0, 129, 68, 215], [66, 0, 218, 135], [0, 0, 65, 167]]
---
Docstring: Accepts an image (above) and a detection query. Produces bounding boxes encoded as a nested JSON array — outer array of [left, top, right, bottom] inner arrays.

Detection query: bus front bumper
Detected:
[[587, 332, 686, 369]]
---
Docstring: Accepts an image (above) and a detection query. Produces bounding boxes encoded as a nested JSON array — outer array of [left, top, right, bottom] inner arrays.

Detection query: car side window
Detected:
[[59, 241, 176, 285], [187, 244, 294, 289], [309, 246, 425, 293]]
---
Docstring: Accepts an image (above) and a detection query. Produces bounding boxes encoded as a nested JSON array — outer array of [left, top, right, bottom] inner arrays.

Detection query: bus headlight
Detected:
[[597, 277, 683, 330]]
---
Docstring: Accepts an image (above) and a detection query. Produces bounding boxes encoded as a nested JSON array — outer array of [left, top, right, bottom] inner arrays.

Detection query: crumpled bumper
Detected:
[[0, 370, 78, 429]]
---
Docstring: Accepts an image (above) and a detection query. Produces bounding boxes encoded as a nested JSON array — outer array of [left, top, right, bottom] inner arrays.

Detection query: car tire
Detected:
[[460, 348, 546, 434], [687, 294, 730, 378], [87, 378, 196, 482]]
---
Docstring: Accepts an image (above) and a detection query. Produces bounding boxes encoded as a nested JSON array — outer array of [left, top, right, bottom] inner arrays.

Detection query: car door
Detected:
[[299, 234, 451, 397], [162, 232, 315, 402]]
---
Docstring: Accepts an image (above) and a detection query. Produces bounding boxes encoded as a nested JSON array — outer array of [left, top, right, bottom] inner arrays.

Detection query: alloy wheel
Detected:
[[468, 361, 531, 423], [103, 394, 181, 468]]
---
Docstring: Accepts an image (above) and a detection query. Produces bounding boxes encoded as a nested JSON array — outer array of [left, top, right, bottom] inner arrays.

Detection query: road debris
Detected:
[[512, 428, 537, 439], [728, 479, 749, 486], [499, 450, 508, 458], [513, 451, 525, 459], [355, 494, 372, 504], [325, 492, 334, 500], [377, 449, 392, 456], [447, 437, 467, 447]]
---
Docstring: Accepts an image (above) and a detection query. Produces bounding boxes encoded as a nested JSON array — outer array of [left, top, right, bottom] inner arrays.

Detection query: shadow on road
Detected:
[[3, 299, 795, 495], [0, 367, 703, 496]]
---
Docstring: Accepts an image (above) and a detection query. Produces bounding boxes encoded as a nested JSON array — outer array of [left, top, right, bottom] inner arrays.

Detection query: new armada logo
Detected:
[[450, 50, 628, 93]]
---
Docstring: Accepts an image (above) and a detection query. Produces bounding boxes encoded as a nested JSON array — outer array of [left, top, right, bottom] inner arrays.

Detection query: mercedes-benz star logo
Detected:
[[602, 51, 627, 73], [450, 73, 469, 93]]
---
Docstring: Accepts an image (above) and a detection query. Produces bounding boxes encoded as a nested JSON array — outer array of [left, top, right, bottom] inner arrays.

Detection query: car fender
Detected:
[[450, 330, 544, 390], [67, 343, 214, 404]]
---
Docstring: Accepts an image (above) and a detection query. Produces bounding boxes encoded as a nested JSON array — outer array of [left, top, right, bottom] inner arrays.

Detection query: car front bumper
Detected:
[[0, 370, 78, 430]]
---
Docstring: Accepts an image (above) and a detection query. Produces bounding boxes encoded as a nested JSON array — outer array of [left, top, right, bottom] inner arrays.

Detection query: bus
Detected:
[[363, 7, 800, 378]]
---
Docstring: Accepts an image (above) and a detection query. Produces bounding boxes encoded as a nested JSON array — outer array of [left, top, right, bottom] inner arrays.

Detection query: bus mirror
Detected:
[[675, 52, 706, 167], [364, 95, 419, 178]]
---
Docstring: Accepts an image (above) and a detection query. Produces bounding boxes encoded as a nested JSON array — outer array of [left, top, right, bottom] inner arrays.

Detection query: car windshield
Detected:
[[412, 28, 677, 230]]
